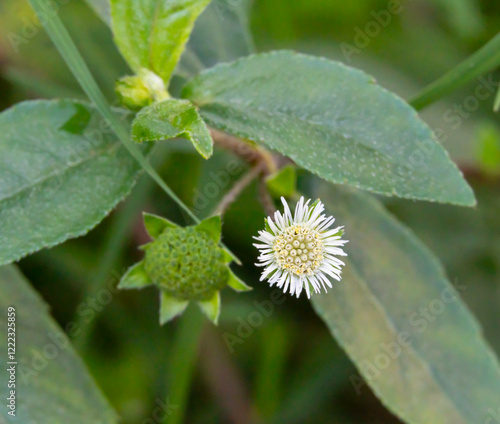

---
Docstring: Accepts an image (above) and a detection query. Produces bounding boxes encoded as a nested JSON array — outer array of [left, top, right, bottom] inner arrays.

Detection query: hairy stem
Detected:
[[214, 162, 266, 215], [210, 128, 280, 216], [258, 178, 278, 216], [210, 128, 273, 168]]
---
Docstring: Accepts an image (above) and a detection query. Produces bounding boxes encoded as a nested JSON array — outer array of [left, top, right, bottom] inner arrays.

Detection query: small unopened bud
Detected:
[[116, 68, 169, 110], [118, 213, 251, 325], [145, 226, 229, 301]]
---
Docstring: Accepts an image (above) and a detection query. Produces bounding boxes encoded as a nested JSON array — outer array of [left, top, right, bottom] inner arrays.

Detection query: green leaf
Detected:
[[0, 265, 118, 423], [110, 0, 212, 83], [183, 51, 475, 206], [0, 100, 143, 266], [494, 86, 500, 112], [177, 0, 254, 77], [195, 215, 221, 242], [475, 121, 500, 176], [227, 269, 252, 292], [310, 182, 500, 424], [2, 0, 125, 101], [118, 261, 153, 289], [132, 99, 213, 159], [197, 291, 220, 324], [27, 0, 240, 266], [143, 212, 178, 238], [159, 292, 189, 324], [83, 0, 255, 80], [84, 0, 111, 25], [222, 249, 234, 264], [265, 165, 297, 198]]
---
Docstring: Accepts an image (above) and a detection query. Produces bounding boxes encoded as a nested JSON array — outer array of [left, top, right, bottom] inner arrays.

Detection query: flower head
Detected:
[[254, 197, 348, 298], [144, 226, 229, 300], [118, 213, 251, 325]]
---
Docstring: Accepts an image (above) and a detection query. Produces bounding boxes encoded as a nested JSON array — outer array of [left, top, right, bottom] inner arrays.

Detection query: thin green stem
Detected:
[[28, 0, 196, 222], [254, 322, 288, 418], [494, 86, 500, 112], [166, 308, 205, 424], [73, 149, 165, 351], [409, 32, 500, 110], [27, 0, 239, 263], [270, 356, 353, 424]]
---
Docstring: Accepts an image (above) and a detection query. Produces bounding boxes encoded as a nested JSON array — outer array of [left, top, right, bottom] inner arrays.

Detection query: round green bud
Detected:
[[144, 227, 228, 301], [115, 69, 169, 111]]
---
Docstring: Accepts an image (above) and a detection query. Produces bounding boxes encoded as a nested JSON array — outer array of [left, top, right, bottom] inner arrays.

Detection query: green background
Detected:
[[1, 0, 499, 423]]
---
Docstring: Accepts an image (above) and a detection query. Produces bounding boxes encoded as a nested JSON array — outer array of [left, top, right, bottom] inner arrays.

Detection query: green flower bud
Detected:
[[145, 227, 228, 301], [116, 68, 169, 111], [118, 213, 252, 325]]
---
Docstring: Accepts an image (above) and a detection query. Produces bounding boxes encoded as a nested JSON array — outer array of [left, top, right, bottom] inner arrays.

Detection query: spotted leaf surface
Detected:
[[0, 265, 118, 423], [0, 100, 142, 265], [183, 51, 475, 206], [311, 182, 500, 424], [111, 0, 212, 83], [132, 99, 213, 159]]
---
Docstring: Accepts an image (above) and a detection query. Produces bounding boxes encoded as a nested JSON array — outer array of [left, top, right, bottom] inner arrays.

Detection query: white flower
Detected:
[[253, 197, 348, 299]]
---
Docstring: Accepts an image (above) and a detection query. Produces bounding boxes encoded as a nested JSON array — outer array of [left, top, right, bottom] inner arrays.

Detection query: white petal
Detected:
[[276, 272, 287, 288], [303, 278, 311, 298], [307, 205, 324, 226], [281, 197, 293, 225], [260, 263, 278, 280], [321, 226, 343, 237], [282, 273, 291, 293], [316, 216, 335, 232], [317, 272, 333, 291], [293, 197, 305, 223], [292, 275, 301, 297], [253, 244, 273, 250]]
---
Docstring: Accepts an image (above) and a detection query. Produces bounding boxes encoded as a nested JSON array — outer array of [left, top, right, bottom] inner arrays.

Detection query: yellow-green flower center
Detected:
[[273, 225, 324, 277]]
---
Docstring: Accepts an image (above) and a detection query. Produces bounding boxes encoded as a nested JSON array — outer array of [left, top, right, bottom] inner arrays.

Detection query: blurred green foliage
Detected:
[[1, 0, 499, 423]]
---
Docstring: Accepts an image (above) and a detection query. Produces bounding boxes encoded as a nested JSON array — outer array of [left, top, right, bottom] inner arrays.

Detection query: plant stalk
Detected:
[[410, 32, 500, 110], [27, 0, 240, 263]]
